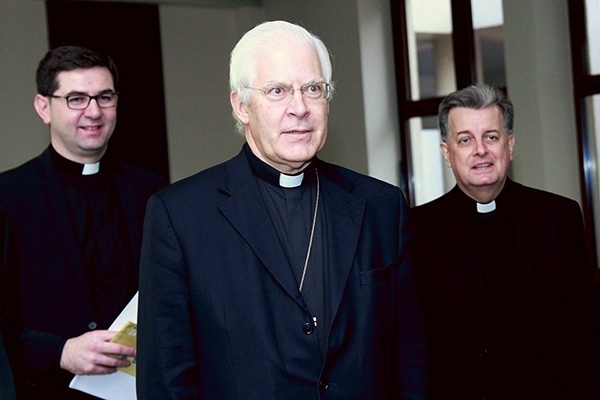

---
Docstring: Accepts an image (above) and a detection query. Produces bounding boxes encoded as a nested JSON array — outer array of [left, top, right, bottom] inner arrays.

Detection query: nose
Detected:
[[83, 98, 103, 118], [474, 139, 488, 156], [286, 89, 309, 117]]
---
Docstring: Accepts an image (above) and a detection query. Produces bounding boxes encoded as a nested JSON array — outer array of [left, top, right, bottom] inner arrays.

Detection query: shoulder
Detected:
[[114, 160, 169, 189], [318, 160, 403, 199], [0, 152, 48, 194], [0, 153, 52, 217], [0, 152, 46, 181], [510, 181, 581, 214], [412, 188, 456, 217], [150, 158, 232, 205]]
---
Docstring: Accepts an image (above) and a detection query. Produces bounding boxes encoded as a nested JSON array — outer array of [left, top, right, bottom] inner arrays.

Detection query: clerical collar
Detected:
[[50, 145, 102, 177], [244, 143, 316, 188], [279, 173, 304, 188], [82, 162, 100, 175], [477, 201, 496, 213], [458, 179, 514, 214]]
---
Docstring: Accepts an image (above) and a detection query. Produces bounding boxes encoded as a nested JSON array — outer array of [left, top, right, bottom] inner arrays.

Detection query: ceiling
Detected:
[[45, 0, 261, 7]]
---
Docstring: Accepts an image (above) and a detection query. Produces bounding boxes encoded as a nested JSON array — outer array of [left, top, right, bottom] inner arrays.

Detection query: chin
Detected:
[[283, 148, 317, 161]]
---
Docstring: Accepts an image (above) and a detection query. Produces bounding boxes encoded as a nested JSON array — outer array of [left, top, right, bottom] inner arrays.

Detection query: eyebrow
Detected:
[[63, 89, 115, 96], [456, 129, 500, 135], [303, 78, 327, 85], [262, 78, 327, 86]]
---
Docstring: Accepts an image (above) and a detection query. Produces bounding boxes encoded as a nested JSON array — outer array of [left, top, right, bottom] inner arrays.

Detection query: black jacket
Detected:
[[0, 147, 167, 397]]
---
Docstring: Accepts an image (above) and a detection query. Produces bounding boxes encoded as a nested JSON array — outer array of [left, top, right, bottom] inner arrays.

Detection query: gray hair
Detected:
[[229, 20, 334, 135], [438, 83, 514, 142]]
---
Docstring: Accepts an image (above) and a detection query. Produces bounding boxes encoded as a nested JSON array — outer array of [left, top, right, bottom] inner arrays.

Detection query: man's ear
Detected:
[[440, 142, 452, 168], [230, 91, 250, 125], [33, 94, 51, 125], [508, 133, 515, 160]]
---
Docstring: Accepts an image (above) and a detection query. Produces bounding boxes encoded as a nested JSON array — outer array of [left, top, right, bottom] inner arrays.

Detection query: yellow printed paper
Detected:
[[109, 321, 137, 377]]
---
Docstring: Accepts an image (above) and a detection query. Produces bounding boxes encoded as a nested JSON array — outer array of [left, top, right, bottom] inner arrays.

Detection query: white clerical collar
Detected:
[[82, 162, 100, 175], [476, 200, 496, 213], [279, 172, 304, 188]]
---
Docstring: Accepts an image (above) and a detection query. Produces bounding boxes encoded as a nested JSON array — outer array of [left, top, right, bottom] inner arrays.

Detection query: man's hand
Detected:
[[60, 330, 136, 375]]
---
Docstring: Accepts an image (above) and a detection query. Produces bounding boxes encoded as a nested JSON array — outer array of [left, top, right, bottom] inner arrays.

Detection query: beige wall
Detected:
[[159, 5, 256, 181], [159, 0, 382, 182], [0, 0, 49, 172], [0, 0, 583, 205], [504, 0, 580, 202]]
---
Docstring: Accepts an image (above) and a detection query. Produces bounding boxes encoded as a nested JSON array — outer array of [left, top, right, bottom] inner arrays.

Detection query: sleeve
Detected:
[[561, 201, 599, 396], [394, 192, 429, 399], [136, 194, 200, 400]]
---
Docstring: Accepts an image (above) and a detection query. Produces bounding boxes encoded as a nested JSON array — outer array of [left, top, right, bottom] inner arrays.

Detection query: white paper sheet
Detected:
[[69, 292, 138, 400]]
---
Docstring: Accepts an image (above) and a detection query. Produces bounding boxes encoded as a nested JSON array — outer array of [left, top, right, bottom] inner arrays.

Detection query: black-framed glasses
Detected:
[[243, 81, 331, 103], [47, 92, 119, 110]]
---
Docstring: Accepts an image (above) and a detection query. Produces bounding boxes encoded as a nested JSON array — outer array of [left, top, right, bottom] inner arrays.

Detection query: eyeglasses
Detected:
[[47, 92, 119, 110], [244, 81, 330, 103]]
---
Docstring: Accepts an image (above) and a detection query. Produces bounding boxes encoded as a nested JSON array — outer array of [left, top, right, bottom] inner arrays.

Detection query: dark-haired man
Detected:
[[413, 83, 597, 399], [0, 46, 167, 399]]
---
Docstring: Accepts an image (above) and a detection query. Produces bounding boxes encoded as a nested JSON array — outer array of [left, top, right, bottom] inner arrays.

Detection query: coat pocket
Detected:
[[359, 263, 394, 286]]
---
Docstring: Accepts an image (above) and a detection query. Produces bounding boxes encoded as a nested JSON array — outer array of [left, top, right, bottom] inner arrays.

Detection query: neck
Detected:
[[246, 145, 311, 175], [52, 145, 105, 165], [461, 179, 507, 203]]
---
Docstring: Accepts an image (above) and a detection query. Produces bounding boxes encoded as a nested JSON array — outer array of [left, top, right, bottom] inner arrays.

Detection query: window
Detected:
[[568, 0, 600, 268], [391, 0, 506, 206]]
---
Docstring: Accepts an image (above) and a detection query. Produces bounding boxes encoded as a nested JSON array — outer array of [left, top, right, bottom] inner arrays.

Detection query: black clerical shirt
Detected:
[[50, 146, 135, 329], [460, 181, 542, 399], [244, 144, 330, 359]]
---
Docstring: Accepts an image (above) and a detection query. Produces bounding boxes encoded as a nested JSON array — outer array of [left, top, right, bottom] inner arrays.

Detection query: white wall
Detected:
[[159, 0, 387, 183], [357, 0, 401, 185], [159, 5, 259, 181], [503, 0, 580, 202], [260, 0, 370, 178], [160, 0, 399, 183], [0, 0, 584, 203], [0, 0, 49, 171], [2, 0, 391, 184]]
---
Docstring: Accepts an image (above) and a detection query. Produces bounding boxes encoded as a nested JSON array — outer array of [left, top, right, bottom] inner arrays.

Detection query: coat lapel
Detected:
[[216, 153, 374, 320], [318, 167, 365, 325], [217, 152, 309, 311]]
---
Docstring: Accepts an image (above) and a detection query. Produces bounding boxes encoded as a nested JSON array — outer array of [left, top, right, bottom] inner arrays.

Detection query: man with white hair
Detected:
[[137, 20, 427, 399]]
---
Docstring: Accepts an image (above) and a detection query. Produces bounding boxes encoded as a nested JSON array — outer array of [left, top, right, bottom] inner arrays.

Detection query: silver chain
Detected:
[[298, 168, 319, 292]]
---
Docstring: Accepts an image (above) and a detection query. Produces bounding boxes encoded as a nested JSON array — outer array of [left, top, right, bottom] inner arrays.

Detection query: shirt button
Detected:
[[319, 380, 329, 391], [88, 321, 98, 330], [302, 322, 314, 335]]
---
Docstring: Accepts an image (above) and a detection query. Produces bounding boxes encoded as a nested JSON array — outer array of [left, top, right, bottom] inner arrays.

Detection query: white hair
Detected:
[[229, 20, 334, 134]]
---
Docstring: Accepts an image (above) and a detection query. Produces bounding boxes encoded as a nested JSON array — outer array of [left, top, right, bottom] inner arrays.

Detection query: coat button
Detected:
[[319, 380, 329, 391], [302, 322, 314, 335], [479, 348, 489, 357], [88, 321, 98, 330]]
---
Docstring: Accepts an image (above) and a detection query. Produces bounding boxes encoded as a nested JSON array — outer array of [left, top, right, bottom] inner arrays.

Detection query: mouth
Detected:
[[80, 125, 102, 132], [282, 129, 311, 135], [473, 163, 492, 170]]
